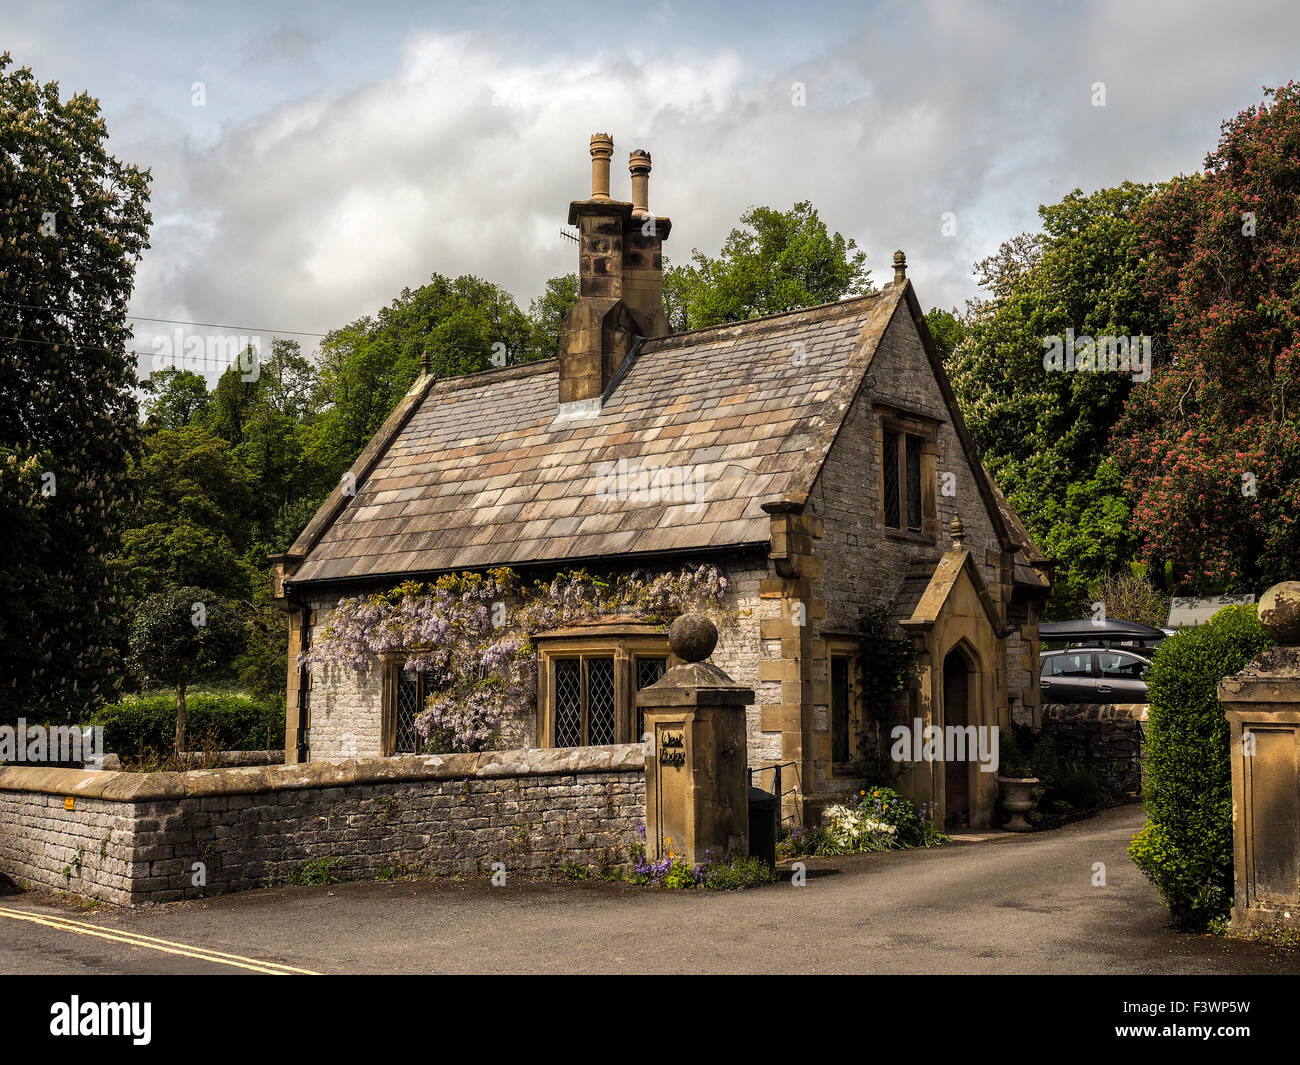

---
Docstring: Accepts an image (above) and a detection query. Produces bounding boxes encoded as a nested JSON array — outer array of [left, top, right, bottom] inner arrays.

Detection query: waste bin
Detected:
[[748, 786, 777, 867]]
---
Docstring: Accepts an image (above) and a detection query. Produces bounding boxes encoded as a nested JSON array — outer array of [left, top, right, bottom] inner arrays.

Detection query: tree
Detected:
[[944, 182, 1162, 616], [309, 274, 532, 475], [923, 307, 964, 362], [527, 273, 578, 359], [0, 53, 152, 722], [128, 588, 244, 750], [1112, 83, 1300, 592], [119, 425, 254, 600], [663, 202, 870, 331], [141, 368, 210, 429]]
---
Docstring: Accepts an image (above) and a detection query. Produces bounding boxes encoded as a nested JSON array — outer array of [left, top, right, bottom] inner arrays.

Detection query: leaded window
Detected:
[[552, 655, 616, 747], [634, 656, 667, 742], [394, 668, 427, 754], [905, 435, 923, 530], [831, 656, 850, 763], [882, 432, 900, 528], [881, 421, 930, 535]]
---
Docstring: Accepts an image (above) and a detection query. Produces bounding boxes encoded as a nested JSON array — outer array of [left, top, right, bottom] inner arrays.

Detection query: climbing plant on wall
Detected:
[[853, 602, 919, 783], [303, 564, 731, 752]]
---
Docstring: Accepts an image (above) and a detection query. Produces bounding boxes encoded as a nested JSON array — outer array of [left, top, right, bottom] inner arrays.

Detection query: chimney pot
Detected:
[[589, 133, 614, 201], [629, 149, 652, 216]]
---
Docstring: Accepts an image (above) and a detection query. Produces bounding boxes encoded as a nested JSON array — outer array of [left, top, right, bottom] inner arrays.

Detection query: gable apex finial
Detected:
[[950, 513, 965, 550], [893, 249, 907, 284]]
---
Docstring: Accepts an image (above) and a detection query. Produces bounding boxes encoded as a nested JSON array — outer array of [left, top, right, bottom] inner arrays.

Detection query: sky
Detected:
[[7, 0, 1300, 381]]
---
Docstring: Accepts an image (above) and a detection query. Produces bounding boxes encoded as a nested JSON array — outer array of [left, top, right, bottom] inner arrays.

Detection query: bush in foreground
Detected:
[[1128, 605, 1268, 931]]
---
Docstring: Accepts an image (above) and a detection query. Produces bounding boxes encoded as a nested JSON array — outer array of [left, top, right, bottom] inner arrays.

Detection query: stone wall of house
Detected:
[[711, 560, 784, 769], [304, 594, 386, 760], [813, 308, 1005, 637], [0, 746, 645, 906], [1040, 703, 1147, 796]]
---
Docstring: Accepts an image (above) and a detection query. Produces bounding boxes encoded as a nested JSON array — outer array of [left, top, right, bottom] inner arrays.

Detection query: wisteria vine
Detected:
[[302, 564, 730, 752]]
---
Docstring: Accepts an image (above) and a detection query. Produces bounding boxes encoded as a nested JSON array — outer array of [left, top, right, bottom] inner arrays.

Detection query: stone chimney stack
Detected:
[[557, 133, 671, 415]]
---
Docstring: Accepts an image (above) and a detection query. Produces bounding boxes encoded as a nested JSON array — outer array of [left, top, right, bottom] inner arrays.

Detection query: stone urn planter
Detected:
[[995, 777, 1039, 832]]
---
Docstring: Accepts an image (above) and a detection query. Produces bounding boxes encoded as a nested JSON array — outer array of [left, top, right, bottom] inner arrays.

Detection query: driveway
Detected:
[[0, 804, 1293, 974]]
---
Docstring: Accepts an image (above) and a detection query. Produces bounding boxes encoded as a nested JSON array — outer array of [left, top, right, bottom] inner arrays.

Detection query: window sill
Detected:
[[883, 528, 937, 546]]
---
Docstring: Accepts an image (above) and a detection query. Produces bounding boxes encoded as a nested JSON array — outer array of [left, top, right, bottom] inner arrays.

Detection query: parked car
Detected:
[[1039, 647, 1151, 703], [1039, 618, 1168, 658]]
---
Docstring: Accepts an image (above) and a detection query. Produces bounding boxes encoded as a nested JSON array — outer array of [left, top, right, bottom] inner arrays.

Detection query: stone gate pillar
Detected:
[[1218, 581, 1300, 932], [636, 615, 753, 867]]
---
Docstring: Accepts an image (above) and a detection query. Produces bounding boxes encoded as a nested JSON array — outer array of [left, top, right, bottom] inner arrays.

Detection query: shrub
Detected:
[[1086, 573, 1170, 629], [777, 824, 829, 860], [627, 837, 776, 890], [288, 857, 345, 886], [1128, 605, 1269, 930], [1046, 762, 1104, 811], [94, 691, 284, 755], [699, 855, 777, 890], [778, 789, 947, 856], [856, 787, 929, 846], [820, 803, 897, 853]]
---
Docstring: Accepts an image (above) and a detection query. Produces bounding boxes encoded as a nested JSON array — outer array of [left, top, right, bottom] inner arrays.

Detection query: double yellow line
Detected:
[[0, 905, 319, 975]]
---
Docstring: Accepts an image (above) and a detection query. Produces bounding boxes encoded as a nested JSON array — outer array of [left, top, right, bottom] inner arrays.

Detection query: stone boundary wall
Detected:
[[1040, 703, 1148, 795], [0, 745, 645, 906], [99, 750, 286, 771]]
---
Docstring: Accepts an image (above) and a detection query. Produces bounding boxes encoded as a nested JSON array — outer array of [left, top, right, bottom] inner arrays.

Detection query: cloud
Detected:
[[118, 0, 1300, 382]]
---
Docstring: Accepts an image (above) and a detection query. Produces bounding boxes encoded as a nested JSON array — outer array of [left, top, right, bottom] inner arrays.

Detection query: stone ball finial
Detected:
[[950, 513, 965, 549], [1259, 582, 1300, 646], [669, 613, 717, 663]]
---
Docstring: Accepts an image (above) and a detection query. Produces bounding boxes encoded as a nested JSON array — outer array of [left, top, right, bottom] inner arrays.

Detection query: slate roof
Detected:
[[289, 286, 904, 585]]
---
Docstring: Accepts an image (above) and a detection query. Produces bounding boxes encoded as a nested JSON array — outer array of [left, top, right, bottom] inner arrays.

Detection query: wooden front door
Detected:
[[943, 651, 971, 830]]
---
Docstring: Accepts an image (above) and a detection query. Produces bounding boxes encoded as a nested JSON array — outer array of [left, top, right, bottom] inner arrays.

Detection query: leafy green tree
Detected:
[[257, 338, 317, 420], [527, 273, 578, 358], [944, 183, 1163, 615], [1032, 461, 1138, 614], [233, 569, 289, 704], [141, 368, 210, 429], [309, 274, 531, 475], [119, 425, 254, 599], [0, 54, 152, 722], [923, 307, 964, 362], [1113, 83, 1300, 591], [663, 202, 870, 331], [205, 345, 261, 446], [127, 587, 244, 750]]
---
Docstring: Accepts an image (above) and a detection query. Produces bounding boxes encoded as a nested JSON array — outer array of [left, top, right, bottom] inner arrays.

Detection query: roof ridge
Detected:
[[432, 356, 556, 394], [644, 287, 886, 350]]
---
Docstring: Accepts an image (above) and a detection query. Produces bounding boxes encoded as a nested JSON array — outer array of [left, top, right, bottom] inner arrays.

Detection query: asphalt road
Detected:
[[0, 804, 1294, 975]]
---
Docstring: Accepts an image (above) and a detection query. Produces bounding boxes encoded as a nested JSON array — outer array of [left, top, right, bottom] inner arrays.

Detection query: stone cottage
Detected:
[[270, 134, 1052, 830]]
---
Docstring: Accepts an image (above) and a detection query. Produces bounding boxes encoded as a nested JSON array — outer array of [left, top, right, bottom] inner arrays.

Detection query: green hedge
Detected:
[[93, 692, 285, 754], [1128, 605, 1268, 930]]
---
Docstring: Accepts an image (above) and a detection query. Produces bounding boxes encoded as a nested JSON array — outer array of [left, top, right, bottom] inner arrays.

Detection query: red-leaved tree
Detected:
[[1113, 83, 1300, 592]]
